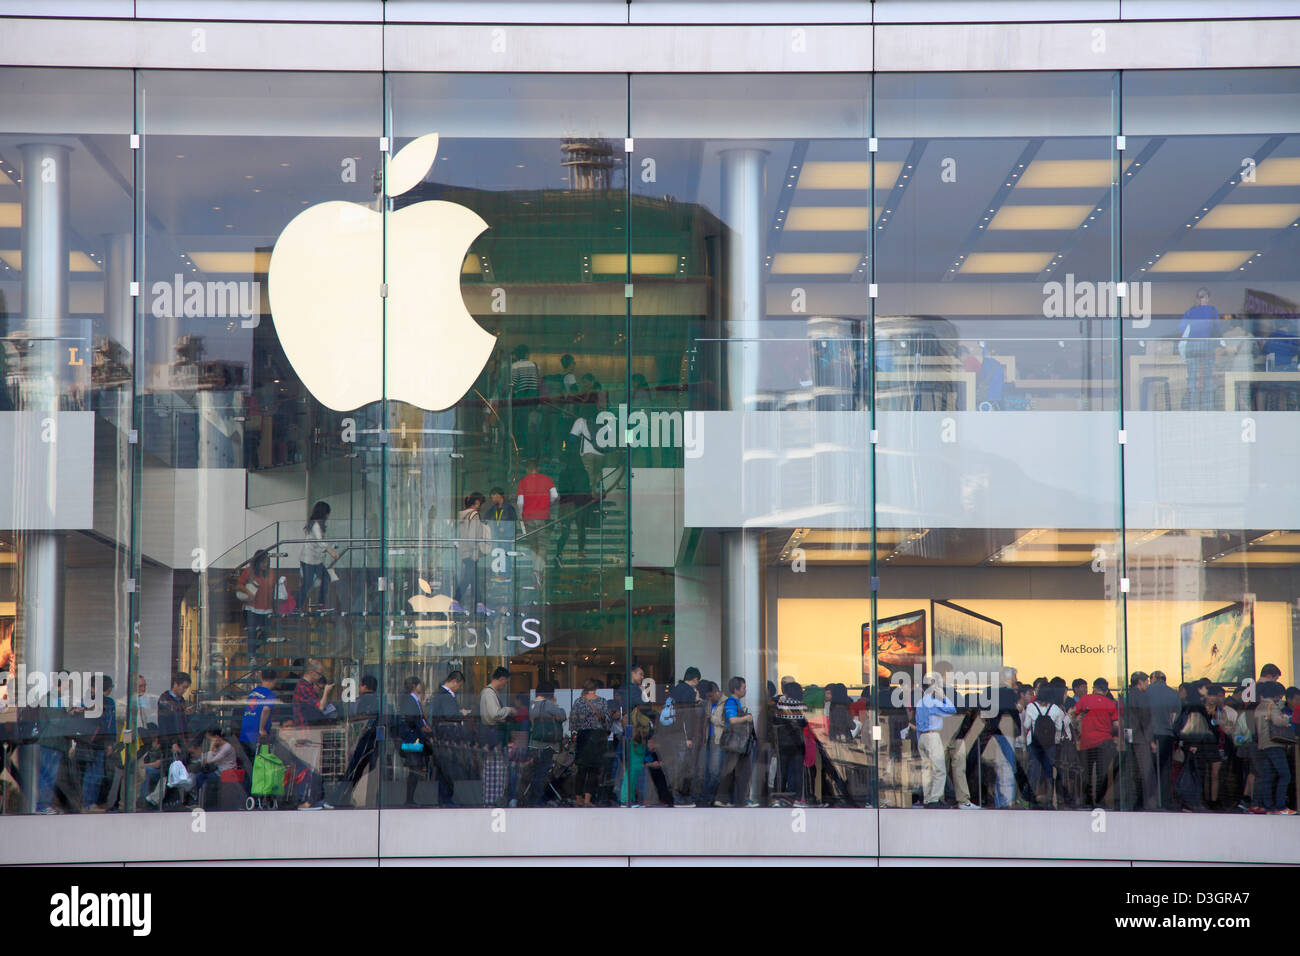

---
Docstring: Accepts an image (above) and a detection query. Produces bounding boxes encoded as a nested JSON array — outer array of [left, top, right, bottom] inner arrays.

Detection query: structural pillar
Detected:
[[16, 143, 71, 812], [719, 148, 765, 802]]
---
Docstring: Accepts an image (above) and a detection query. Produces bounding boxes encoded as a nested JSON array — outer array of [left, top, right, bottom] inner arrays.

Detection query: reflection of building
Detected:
[[161, 335, 247, 392], [561, 138, 618, 192]]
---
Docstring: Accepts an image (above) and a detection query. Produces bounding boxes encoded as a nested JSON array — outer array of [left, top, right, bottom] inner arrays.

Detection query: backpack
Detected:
[[1030, 701, 1057, 750], [630, 705, 654, 743], [530, 701, 563, 746]]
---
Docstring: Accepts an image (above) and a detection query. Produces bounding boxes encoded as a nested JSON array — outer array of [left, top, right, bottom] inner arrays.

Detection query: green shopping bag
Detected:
[[252, 745, 287, 797]]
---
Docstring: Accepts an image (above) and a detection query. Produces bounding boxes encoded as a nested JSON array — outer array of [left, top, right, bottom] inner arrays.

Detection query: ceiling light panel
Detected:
[[1148, 250, 1254, 273], [591, 253, 677, 274], [1193, 203, 1300, 229], [784, 206, 874, 231], [796, 161, 901, 191], [1014, 159, 1130, 189], [1243, 157, 1300, 187], [987, 204, 1093, 230], [187, 251, 272, 274], [0, 250, 101, 272], [957, 252, 1054, 274], [771, 252, 864, 274]]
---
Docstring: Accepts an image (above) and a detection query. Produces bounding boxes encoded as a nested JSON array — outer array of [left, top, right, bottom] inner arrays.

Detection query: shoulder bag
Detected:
[[719, 703, 753, 755]]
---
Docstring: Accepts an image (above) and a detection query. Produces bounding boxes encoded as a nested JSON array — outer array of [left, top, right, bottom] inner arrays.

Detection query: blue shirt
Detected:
[[241, 686, 276, 743], [914, 693, 956, 733], [102, 695, 118, 738], [1263, 330, 1299, 369], [1179, 304, 1220, 339], [724, 696, 743, 722]]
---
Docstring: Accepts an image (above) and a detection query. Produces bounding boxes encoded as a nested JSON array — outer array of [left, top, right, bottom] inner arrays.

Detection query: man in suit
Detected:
[[399, 677, 433, 807], [341, 675, 380, 808], [427, 670, 471, 806]]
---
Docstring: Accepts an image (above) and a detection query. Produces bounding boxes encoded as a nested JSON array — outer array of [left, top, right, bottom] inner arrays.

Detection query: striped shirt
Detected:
[[510, 359, 540, 396]]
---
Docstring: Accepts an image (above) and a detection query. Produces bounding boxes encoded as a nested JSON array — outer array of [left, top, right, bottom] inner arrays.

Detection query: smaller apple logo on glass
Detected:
[[267, 133, 493, 412]]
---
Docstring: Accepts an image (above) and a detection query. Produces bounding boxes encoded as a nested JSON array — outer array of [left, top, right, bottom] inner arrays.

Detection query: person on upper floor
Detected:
[[1178, 286, 1222, 410], [482, 487, 518, 541], [237, 549, 274, 663], [297, 501, 340, 610]]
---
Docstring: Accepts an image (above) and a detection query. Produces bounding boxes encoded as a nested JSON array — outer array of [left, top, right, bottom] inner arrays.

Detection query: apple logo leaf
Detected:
[[386, 133, 439, 198]]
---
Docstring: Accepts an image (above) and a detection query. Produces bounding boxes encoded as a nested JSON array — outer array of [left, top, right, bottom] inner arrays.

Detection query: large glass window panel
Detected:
[[386, 73, 627, 807], [137, 70, 383, 810], [631, 74, 875, 809], [0, 68, 135, 814], [1122, 69, 1300, 814], [874, 72, 1128, 812]]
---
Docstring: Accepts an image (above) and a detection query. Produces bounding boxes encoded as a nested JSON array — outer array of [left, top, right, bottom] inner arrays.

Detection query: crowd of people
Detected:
[[887, 663, 1300, 814], [5, 657, 1299, 815]]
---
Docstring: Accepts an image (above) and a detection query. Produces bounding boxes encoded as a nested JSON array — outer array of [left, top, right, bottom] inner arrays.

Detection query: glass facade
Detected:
[[2, 66, 1298, 818]]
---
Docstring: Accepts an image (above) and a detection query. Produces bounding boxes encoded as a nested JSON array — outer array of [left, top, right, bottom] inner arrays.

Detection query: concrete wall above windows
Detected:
[[6, 0, 1297, 22], [3, 18, 1300, 72]]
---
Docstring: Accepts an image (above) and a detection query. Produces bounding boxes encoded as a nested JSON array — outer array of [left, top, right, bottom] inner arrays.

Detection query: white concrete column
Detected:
[[16, 142, 71, 812], [719, 148, 766, 802]]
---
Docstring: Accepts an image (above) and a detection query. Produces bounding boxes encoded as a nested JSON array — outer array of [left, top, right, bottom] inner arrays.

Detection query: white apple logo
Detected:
[[267, 134, 493, 411]]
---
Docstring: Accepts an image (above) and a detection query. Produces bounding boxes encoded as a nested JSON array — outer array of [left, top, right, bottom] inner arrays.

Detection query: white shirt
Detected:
[[301, 521, 329, 565], [570, 417, 599, 457], [1024, 700, 1066, 745]]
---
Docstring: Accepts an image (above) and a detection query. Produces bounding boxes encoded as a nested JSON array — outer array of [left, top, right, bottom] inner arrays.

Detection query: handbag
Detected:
[[720, 703, 753, 755], [276, 577, 297, 615], [219, 766, 245, 783], [1271, 726, 1298, 746], [720, 725, 751, 755]]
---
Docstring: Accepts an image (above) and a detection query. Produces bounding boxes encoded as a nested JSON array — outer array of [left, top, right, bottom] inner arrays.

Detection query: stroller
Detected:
[[521, 745, 577, 806]]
